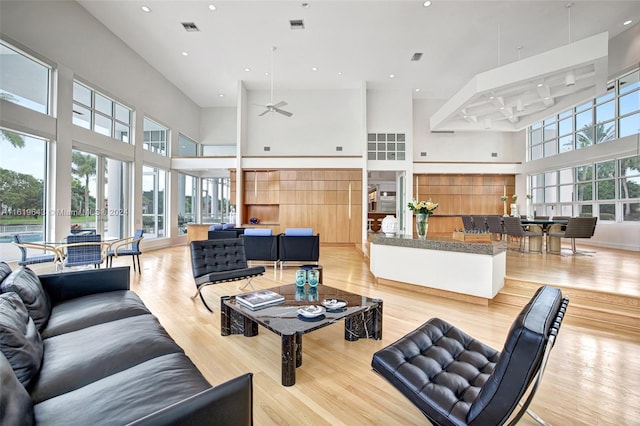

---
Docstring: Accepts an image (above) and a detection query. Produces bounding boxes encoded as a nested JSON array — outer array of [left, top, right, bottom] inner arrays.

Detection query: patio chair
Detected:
[[372, 285, 569, 426], [64, 234, 104, 268], [12, 234, 59, 267], [106, 229, 144, 273]]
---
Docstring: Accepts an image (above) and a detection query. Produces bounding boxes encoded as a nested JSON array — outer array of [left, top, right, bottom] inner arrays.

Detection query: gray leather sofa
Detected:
[[0, 262, 253, 425]]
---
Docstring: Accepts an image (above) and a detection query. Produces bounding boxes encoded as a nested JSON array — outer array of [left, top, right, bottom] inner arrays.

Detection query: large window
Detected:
[[72, 81, 131, 142], [530, 156, 640, 222], [528, 69, 638, 160], [202, 177, 230, 223], [177, 173, 197, 234], [178, 134, 198, 156], [142, 166, 166, 238], [0, 130, 48, 261], [0, 41, 50, 114], [143, 118, 168, 156]]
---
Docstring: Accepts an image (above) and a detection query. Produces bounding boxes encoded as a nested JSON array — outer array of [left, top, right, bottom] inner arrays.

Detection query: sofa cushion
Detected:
[[209, 224, 223, 231], [0, 261, 12, 286], [33, 353, 210, 425], [41, 290, 150, 338], [1, 267, 51, 332], [31, 314, 184, 403], [0, 292, 43, 389], [284, 228, 313, 236], [0, 351, 35, 426], [244, 228, 272, 236]]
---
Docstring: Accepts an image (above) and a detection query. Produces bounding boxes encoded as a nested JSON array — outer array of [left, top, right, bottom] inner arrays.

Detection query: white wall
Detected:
[[244, 88, 362, 156], [200, 107, 237, 146]]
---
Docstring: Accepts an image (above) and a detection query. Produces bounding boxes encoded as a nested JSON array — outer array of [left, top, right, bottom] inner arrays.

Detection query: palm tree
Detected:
[[71, 151, 96, 225], [0, 93, 25, 148]]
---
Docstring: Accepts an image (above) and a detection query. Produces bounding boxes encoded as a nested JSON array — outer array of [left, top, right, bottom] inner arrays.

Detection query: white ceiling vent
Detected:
[[290, 19, 305, 30], [181, 22, 200, 32], [411, 52, 423, 61]]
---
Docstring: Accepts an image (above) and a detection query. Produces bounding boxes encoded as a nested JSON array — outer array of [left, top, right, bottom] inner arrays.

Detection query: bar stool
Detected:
[[376, 218, 384, 233], [367, 218, 374, 233]]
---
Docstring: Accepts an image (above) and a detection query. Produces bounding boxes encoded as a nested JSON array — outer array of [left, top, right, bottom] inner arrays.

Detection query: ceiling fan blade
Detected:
[[274, 108, 292, 117], [258, 109, 270, 117], [272, 101, 287, 109]]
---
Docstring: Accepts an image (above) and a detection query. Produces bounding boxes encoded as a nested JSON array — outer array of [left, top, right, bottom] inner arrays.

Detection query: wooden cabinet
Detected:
[[241, 169, 362, 244]]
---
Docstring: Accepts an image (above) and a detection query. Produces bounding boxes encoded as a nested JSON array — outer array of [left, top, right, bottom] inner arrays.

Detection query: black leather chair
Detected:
[[372, 285, 569, 426], [208, 228, 245, 239], [189, 239, 265, 312], [241, 229, 279, 268], [278, 228, 320, 269]]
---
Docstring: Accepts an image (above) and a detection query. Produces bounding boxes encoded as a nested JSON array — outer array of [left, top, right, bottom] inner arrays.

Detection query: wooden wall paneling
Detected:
[[335, 205, 351, 243], [349, 204, 363, 243], [312, 204, 337, 243]]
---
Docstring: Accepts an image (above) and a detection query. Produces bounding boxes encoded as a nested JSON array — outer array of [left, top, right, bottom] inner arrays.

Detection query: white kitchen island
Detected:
[[369, 234, 507, 305]]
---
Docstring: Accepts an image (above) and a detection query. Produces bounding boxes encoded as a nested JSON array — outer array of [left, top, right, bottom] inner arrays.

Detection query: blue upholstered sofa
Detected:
[[0, 262, 253, 425]]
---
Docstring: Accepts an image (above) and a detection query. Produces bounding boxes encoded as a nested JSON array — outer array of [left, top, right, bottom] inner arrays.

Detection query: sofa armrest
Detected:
[[39, 266, 131, 305], [127, 373, 253, 426]]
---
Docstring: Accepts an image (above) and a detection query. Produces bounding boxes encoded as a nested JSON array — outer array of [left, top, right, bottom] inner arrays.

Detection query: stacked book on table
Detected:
[[235, 289, 285, 310]]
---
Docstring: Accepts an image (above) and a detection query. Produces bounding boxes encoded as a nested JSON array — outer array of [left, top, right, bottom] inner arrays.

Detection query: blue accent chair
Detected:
[[106, 229, 144, 273], [12, 234, 58, 266], [64, 234, 104, 268]]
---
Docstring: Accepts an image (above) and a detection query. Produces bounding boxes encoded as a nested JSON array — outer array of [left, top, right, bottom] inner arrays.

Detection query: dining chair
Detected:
[[471, 215, 487, 232], [547, 217, 598, 254], [502, 217, 541, 253], [12, 234, 59, 266], [461, 215, 474, 232], [64, 234, 104, 268], [106, 229, 144, 273], [485, 215, 504, 240]]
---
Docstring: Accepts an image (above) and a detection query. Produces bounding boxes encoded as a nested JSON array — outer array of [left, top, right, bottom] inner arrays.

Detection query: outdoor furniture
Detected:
[[189, 238, 265, 312], [372, 285, 569, 426], [503, 217, 540, 253], [64, 234, 105, 268], [547, 217, 598, 254], [106, 229, 144, 273], [278, 228, 320, 269], [12, 234, 59, 267]]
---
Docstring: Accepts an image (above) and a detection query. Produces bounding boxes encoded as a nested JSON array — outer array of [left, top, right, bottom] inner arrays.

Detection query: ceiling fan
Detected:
[[257, 46, 292, 117]]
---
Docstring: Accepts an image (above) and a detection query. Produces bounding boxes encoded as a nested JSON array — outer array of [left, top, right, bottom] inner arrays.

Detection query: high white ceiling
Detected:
[[77, 0, 640, 109]]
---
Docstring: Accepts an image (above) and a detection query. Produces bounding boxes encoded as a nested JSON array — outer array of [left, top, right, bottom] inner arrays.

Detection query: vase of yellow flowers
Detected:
[[408, 199, 439, 239]]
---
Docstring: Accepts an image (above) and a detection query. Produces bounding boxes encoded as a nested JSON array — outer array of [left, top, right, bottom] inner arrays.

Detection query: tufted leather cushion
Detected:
[[0, 292, 44, 389], [372, 318, 499, 426], [190, 239, 265, 285], [1, 267, 51, 332]]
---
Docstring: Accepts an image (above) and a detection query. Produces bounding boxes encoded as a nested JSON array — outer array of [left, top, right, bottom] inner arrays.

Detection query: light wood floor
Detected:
[[62, 242, 640, 424]]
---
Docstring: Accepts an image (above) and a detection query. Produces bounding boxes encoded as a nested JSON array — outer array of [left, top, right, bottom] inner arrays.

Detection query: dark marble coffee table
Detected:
[[221, 283, 383, 386]]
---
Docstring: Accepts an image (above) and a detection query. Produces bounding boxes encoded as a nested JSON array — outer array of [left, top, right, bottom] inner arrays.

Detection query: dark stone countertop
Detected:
[[370, 233, 507, 256]]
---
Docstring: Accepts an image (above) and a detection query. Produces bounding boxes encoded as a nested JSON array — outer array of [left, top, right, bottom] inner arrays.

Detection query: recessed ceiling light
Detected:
[[537, 83, 544, 87], [623, 20, 633, 26], [337, 71, 342, 76], [489, 95, 495, 100], [218, 94, 224, 97], [181, 52, 188, 56], [423, 1, 432, 7], [244, 68, 251, 72], [311, 67, 318, 71], [415, 88, 421, 92], [389, 74, 395, 78], [208, 4, 216, 11], [265, 72, 269, 76], [141, 5, 151, 12]]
